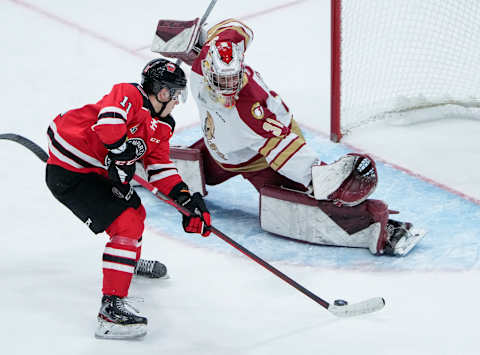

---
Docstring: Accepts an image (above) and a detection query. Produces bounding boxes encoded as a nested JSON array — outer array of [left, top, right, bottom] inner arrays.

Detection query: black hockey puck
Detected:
[[334, 299, 348, 306]]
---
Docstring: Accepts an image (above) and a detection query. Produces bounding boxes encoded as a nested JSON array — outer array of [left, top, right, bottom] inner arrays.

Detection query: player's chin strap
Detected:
[[0, 132, 386, 318], [154, 96, 170, 118]]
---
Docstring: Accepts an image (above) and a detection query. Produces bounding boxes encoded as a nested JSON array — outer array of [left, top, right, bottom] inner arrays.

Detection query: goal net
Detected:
[[331, 0, 480, 141]]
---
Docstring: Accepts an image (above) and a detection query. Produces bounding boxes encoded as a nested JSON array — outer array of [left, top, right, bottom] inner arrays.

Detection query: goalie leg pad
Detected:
[[189, 138, 240, 186], [133, 146, 207, 195], [260, 186, 389, 254], [170, 146, 207, 195]]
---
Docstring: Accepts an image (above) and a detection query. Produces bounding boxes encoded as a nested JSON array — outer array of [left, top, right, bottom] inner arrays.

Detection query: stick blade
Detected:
[[328, 297, 385, 318]]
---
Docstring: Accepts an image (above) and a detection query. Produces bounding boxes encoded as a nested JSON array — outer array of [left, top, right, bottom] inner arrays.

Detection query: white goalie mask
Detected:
[[202, 40, 245, 107]]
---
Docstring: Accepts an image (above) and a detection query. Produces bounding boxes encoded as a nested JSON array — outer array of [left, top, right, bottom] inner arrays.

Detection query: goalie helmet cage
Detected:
[[330, 0, 480, 142]]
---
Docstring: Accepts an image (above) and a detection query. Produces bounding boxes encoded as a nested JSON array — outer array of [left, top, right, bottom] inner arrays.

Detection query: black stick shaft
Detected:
[[0, 133, 48, 162], [0, 133, 331, 309], [133, 175, 331, 309]]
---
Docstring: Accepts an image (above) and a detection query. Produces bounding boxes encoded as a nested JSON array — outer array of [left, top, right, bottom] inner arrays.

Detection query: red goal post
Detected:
[[330, 0, 480, 142]]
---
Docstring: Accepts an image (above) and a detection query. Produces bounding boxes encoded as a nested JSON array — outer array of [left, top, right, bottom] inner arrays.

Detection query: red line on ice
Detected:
[[10, 0, 477, 206]]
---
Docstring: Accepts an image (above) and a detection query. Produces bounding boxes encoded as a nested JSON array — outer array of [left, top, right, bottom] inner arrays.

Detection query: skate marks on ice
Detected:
[[139, 126, 480, 272]]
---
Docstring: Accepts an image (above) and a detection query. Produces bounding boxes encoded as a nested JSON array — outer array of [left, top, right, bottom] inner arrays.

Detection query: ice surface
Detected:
[[1, 0, 479, 354]]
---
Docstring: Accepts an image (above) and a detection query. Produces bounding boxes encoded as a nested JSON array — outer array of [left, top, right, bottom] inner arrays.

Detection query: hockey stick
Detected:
[[0, 132, 385, 317], [175, 0, 218, 66], [0, 133, 48, 162], [199, 0, 217, 27], [133, 174, 386, 318]]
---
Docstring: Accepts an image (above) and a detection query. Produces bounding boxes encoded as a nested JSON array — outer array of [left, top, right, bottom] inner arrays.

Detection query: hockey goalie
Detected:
[[151, 18, 425, 256]]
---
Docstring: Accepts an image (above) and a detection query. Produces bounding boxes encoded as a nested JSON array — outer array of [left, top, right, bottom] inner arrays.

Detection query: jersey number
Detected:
[[120, 96, 132, 114], [263, 118, 285, 137]]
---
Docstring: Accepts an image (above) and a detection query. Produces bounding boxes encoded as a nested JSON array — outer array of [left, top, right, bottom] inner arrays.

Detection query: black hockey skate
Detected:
[[95, 295, 147, 339], [134, 259, 168, 279], [383, 219, 425, 256]]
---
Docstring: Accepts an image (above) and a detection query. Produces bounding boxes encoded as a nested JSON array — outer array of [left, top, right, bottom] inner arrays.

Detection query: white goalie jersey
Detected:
[[157, 18, 425, 256], [189, 66, 319, 188], [188, 18, 320, 188]]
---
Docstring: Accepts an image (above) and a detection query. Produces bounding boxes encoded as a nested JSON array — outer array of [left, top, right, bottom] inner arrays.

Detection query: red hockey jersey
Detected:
[[47, 83, 182, 195]]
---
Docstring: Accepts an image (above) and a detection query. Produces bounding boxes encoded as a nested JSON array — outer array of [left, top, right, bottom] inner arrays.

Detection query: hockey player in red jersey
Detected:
[[153, 18, 425, 257], [45, 58, 211, 339]]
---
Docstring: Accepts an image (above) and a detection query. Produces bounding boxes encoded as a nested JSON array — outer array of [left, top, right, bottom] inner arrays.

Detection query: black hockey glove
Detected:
[[169, 182, 211, 237], [106, 139, 137, 185]]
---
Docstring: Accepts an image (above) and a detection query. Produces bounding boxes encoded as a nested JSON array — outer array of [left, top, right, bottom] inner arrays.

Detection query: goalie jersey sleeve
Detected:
[[236, 68, 319, 187]]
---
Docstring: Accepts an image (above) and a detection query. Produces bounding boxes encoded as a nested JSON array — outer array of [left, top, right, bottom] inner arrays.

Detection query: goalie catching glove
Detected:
[[169, 182, 211, 236], [311, 153, 378, 206]]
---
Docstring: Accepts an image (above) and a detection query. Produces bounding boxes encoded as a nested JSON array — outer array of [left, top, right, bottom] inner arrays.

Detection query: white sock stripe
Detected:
[[104, 247, 137, 259], [102, 261, 134, 274]]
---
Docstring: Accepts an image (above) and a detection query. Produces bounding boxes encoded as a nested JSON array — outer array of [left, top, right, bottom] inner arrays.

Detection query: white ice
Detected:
[[1, 1, 479, 354]]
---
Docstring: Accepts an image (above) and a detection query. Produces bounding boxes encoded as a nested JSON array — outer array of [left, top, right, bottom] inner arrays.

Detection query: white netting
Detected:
[[338, 0, 480, 136]]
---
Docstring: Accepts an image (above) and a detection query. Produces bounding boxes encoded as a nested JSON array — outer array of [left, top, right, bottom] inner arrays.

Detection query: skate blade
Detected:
[[94, 319, 147, 340], [394, 228, 426, 256], [134, 272, 170, 280]]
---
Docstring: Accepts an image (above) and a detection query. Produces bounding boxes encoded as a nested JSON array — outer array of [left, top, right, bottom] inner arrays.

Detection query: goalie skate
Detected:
[[384, 219, 426, 256], [95, 295, 147, 340]]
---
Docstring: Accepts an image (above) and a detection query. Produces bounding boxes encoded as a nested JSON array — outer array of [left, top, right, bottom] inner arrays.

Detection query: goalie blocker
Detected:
[[151, 19, 208, 66]]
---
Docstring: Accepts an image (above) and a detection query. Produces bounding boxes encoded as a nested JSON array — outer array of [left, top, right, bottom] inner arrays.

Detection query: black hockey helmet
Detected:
[[141, 58, 188, 102]]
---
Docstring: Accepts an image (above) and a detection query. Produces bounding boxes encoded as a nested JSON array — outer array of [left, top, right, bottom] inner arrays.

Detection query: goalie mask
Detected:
[[141, 58, 188, 103], [202, 40, 245, 107]]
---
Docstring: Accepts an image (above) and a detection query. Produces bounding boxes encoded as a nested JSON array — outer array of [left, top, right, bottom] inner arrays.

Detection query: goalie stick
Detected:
[[0, 132, 386, 318], [174, 0, 217, 66]]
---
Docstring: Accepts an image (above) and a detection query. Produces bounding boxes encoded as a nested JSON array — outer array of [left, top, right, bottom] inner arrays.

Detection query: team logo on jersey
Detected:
[[251, 102, 264, 119], [166, 63, 176, 72], [203, 111, 227, 160], [104, 138, 147, 166], [129, 124, 139, 134], [204, 111, 215, 140]]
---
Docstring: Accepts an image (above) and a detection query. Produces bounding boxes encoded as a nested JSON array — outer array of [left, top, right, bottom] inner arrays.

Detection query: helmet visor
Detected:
[[169, 86, 188, 104]]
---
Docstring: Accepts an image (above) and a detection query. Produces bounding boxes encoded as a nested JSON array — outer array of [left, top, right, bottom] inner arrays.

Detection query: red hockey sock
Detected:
[[102, 205, 146, 297]]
